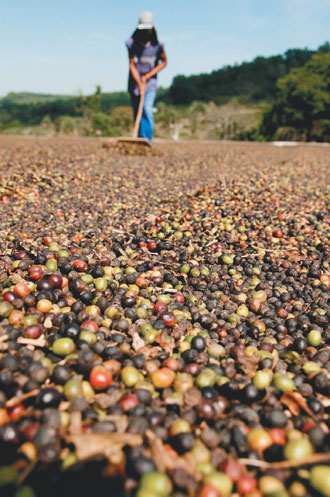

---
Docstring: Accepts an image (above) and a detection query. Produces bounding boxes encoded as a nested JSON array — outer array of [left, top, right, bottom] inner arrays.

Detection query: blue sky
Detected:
[[1, 0, 329, 96]]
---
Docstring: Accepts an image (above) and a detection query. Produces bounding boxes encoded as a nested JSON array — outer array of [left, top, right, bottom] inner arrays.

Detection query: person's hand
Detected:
[[141, 74, 148, 83]]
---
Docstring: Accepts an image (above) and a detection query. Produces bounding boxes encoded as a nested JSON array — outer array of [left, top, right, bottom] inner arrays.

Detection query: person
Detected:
[[126, 11, 167, 141]]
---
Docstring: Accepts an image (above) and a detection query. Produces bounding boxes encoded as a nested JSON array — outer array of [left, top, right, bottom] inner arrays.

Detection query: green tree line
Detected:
[[0, 42, 329, 141], [163, 43, 329, 105]]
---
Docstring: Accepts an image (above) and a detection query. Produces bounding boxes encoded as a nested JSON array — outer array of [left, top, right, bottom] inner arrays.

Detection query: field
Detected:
[[0, 136, 330, 497]]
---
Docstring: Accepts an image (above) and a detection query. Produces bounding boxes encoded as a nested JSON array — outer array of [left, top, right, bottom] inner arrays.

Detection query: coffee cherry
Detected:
[[89, 366, 112, 390]]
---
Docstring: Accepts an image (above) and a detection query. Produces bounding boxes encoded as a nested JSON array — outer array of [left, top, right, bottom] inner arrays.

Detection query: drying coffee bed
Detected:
[[0, 136, 330, 497]]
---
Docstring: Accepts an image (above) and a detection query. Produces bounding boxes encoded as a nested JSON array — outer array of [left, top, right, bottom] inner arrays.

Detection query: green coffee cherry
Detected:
[[284, 438, 313, 460], [144, 330, 158, 344], [0, 302, 13, 317], [207, 343, 225, 358], [180, 264, 190, 274], [136, 307, 148, 319], [303, 361, 321, 376], [204, 471, 233, 497], [222, 255, 234, 265], [79, 331, 97, 345], [236, 304, 249, 317], [45, 259, 58, 272], [196, 368, 217, 388], [259, 475, 286, 495], [121, 367, 141, 387], [273, 373, 295, 392], [139, 472, 172, 496], [310, 465, 330, 497], [64, 377, 83, 400], [52, 338, 75, 356], [307, 329, 322, 347], [253, 370, 272, 390], [94, 277, 108, 291]]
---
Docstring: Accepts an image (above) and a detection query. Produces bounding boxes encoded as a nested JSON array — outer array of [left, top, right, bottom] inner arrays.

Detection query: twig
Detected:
[[250, 245, 279, 253], [239, 452, 330, 469], [139, 257, 177, 267], [0, 184, 15, 192], [5, 389, 40, 408], [16, 461, 37, 486], [17, 336, 47, 347], [117, 247, 128, 258], [154, 287, 178, 293], [69, 411, 82, 435], [205, 239, 219, 247], [30, 171, 42, 182], [31, 170, 57, 187], [110, 228, 131, 236], [220, 174, 227, 191]]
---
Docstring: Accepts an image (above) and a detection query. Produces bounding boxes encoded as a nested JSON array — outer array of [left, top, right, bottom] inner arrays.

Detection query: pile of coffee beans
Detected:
[[0, 136, 330, 497]]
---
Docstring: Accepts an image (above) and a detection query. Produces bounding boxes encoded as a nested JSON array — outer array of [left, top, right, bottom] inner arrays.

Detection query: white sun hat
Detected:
[[137, 11, 154, 29]]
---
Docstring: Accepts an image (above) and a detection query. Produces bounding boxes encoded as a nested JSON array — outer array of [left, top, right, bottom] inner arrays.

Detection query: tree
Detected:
[[77, 86, 102, 118], [260, 53, 330, 141], [163, 46, 322, 106], [92, 112, 112, 136], [169, 75, 200, 105], [318, 41, 330, 54]]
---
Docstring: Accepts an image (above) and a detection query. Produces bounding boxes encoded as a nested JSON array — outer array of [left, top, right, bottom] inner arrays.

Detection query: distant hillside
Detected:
[[0, 91, 130, 126], [161, 42, 330, 105], [0, 92, 73, 104]]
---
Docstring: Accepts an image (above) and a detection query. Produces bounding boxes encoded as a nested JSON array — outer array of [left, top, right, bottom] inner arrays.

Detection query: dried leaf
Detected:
[[281, 393, 300, 416], [281, 391, 316, 419], [102, 415, 128, 433], [145, 214, 157, 224], [93, 394, 114, 410], [10, 273, 26, 284], [43, 316, 53, 328], [69, 432, 142, 464], [164, 393, 184, 407], [170, 468, 198, 496], [137, 345, 162, 359], [132, 331, 145, 352], [93, 389, 123, 409], [238, 354, 260, 376], [146, 429, 197, 479], [155, 330, 175, 355]]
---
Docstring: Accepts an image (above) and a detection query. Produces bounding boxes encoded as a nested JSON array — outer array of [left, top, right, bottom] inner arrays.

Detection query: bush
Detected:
[[91, 107, 133, 137], [310, 120, 330, 142], [92, 112, 112, 136], [273, 126, 302, 141], [56, 116, 89, 136], [109, 106, 133, 131], [2, 120, 23, 135], [59, 116, 77, 135]]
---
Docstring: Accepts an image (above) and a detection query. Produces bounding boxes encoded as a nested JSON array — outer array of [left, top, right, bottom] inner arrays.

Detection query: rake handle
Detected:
[[132, 91, 145, 139]]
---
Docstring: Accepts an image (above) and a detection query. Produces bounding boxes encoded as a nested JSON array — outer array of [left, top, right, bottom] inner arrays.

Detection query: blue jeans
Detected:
[[131, 90, 156, 141]]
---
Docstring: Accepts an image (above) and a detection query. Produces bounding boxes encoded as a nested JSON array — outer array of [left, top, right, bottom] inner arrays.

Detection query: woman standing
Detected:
[[126, 11, 167, 141]]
